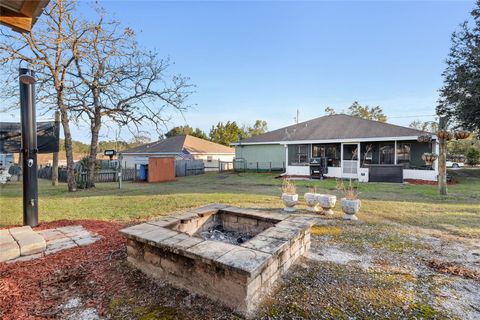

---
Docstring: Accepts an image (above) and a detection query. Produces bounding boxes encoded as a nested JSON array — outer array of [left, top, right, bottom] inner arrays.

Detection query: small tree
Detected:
[[0, 0, 86, 192], [324, 102, 387, 122], [348, 101, 387, 122], [324, 107, 336, 115], [466, 147, 480, 165], [70, 13, 194, 188], [210, 121, 244, 146], [409, 120, 439, 133], [165, 125, 208, 139], [243, 120, 268, 138]]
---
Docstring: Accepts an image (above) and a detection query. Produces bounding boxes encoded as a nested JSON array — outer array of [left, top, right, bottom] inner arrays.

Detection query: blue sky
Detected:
[[3, 1, 475, 143]]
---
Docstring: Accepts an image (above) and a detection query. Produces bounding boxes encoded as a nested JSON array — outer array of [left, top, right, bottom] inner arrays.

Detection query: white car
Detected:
[[446, 161, 464, 168]]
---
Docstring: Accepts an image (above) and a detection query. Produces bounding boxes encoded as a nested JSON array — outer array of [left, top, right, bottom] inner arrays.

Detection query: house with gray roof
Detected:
[[232, 114, 439, 182]]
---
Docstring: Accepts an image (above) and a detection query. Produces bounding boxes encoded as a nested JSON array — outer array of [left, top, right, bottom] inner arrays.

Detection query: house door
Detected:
[[342, 143, 359, 178]]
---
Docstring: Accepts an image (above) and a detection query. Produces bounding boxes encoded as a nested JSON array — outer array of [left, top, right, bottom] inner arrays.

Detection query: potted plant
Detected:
[[436, 130, 452, 141], [416, 134, 432, 143], [421, 152, 438, 167], [304, 186, 320, 212], [336, 179, 361, 220], [317, 194, 336, 215], [281, 179, 298, 212]]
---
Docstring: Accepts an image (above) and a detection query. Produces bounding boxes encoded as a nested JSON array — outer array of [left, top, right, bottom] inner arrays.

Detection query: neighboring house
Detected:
[[119, 135, 235, 171], [232, 114, 439, 182]]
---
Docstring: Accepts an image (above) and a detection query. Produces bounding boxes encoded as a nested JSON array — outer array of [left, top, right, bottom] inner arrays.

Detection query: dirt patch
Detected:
[[428, 259, 480, 281]]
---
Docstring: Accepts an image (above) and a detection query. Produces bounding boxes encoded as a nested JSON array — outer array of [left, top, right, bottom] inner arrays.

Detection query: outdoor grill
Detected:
[[309, 157, 327, 179]]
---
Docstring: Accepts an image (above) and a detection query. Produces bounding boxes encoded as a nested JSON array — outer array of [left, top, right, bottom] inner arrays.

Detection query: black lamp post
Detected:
[[19, 68, 38, 227]]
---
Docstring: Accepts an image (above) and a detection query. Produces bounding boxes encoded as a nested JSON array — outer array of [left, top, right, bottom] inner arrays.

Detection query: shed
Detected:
[[148, 157, 176, 183]]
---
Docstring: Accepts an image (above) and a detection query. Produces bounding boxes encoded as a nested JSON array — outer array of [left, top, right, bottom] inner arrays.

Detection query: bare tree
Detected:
[[0, 0, 87, 192], [69, 15, 194, 188]]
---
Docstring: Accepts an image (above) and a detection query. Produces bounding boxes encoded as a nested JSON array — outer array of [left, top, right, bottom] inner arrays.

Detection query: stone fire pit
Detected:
[[120, 204, 315, 317]]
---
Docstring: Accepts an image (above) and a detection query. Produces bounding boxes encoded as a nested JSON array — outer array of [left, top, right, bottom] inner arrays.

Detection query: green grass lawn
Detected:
[[1, 170, 479, 237]]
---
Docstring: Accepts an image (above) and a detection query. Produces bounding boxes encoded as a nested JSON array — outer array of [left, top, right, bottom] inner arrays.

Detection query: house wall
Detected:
[[120, 153, 235, 172], [235, 144, 286, 170]]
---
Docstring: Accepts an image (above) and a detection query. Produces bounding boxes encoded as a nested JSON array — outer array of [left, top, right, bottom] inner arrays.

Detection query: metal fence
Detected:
[[233, 158, 285, 173], [218, 160, 234, 172], [175, 159, 205, 177]]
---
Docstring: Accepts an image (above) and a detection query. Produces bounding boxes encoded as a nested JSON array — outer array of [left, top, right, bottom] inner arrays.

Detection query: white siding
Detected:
[[403, 169, 437, 181]]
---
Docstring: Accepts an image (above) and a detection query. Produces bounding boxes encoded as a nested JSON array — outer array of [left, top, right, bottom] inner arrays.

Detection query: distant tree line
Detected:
[[324, 101, 388, 122], [164, 119, 268, 146]]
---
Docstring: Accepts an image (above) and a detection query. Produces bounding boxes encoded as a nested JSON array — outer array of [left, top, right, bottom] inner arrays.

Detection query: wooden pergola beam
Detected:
[[0, 0, 49, 33]]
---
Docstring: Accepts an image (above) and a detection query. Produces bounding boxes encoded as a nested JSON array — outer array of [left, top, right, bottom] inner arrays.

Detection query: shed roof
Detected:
[[121, 135, 234, 155], [236, 114, 429, 144]]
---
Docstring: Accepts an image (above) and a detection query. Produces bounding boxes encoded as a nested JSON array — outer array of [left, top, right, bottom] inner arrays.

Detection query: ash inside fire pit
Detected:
[[199, 224, 253, 245]]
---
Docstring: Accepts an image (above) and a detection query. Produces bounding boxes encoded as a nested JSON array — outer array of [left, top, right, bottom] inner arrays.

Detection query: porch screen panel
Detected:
[[397, 143, 411, 167], [312, 143, 340, 167], [379, 143, 395, 164], [288, 144, 309, 166]]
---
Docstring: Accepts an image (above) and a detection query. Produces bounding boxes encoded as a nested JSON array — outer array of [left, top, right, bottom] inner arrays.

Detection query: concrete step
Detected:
[[0, 229, 20, 262], [9, 226, 47, 256]]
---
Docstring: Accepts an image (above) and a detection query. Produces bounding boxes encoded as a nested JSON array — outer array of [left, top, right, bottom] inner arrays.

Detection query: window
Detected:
[[288, 144, 309, 166], [207, 156, 213, 162], [397, 143, 411, 166], [379, 143, 395, 164]]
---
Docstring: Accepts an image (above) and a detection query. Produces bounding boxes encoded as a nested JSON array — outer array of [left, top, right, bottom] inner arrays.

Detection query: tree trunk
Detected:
[[58, 91, 76, 192], [438, 116, 448, 195], [52, 111, 60, 186], [86, 93, 102, 189]]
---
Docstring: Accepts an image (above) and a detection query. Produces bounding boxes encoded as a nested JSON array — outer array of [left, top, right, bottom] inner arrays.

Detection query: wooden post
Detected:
[[118, 161, 122, 189], [51, 111, 60, 186], [438, 117, 448, 195]]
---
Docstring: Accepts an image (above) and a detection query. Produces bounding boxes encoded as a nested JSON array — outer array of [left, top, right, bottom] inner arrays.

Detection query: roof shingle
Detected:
[[237, 114, 429, 144], [120, 135, 234, 154]]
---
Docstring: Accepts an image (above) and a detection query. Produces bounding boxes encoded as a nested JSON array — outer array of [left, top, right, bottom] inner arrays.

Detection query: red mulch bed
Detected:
[[404, 179, 458, 185], [0, 220, 127, 320], [0, 220, 233, 320]]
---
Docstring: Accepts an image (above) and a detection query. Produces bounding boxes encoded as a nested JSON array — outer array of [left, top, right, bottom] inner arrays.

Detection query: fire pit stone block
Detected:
[[120, 204, 315, 317]]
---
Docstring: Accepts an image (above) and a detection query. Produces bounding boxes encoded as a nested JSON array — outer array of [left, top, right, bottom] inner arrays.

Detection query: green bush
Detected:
[[466, 147, 480, 165]]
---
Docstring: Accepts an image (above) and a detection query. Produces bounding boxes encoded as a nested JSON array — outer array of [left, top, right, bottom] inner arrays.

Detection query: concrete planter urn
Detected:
[[304, 193, 320, 212], [422, 153, 438, 167], [317, 194, 337, 215], [282, 193, 298, 212], [341, 198, 361, 220]]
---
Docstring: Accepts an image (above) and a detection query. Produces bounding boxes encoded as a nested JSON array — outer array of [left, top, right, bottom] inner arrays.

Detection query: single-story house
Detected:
[[119, 135, 235, 171], [232, 114, 439, 182]]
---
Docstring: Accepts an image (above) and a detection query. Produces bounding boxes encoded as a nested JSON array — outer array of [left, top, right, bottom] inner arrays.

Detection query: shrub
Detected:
[[466, 147, 480, 166]]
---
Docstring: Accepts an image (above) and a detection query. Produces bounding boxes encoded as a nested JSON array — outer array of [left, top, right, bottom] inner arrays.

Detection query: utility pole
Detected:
[[52, 111, 60, 186], [294, 109, 299, 124], [19, 68, 38, 227], [438, 116, 448, 196]]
